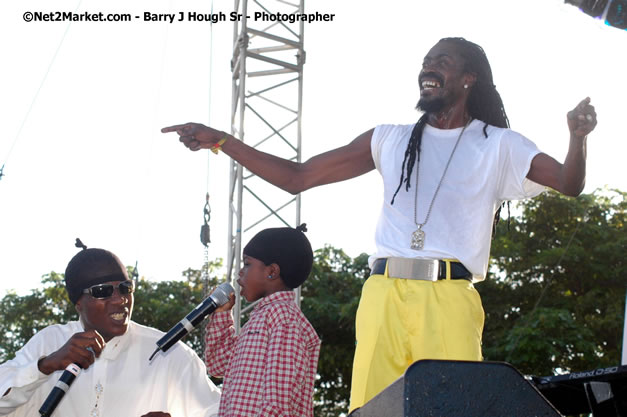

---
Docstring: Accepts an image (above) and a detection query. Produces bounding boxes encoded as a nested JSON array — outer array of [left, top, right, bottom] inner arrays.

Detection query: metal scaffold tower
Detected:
[[228, 0, 305, 331]]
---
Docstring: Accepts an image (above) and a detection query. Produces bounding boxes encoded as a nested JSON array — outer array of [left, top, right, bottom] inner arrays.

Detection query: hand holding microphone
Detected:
[[215, 291, 235, 313], [37, 330, 104, 375], [149, 282, 234, 360], [38, 330, 105, 416]]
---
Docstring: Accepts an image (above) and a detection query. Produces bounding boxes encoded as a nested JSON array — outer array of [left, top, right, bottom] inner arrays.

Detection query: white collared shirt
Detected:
[[0, 321, 220, 417]]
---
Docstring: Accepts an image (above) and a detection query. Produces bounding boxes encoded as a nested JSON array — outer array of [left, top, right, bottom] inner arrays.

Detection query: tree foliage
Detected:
[[0, 272, 75, 362], [301, 245, 370, 416], [481, 188, 626, 376]]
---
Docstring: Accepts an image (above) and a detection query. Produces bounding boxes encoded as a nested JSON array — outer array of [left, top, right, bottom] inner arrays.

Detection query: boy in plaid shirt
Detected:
[[204, 225, 320, 417]]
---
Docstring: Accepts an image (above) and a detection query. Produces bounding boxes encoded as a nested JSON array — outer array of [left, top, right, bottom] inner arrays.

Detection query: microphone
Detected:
[[39, 363, 81, 417], [149, 282, 234, 360]]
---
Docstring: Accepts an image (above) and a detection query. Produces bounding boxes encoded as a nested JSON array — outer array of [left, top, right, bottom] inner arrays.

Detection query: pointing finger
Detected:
[[161, 125, 183, 133], [161, 124, 193, 134]]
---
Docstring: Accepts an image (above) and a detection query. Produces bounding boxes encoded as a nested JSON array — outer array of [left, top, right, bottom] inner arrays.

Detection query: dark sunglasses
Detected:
[[82, 281, 135, 299]]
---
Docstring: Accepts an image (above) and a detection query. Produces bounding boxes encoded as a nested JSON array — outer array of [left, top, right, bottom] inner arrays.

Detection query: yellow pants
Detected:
[[348, 271, 485, 412]]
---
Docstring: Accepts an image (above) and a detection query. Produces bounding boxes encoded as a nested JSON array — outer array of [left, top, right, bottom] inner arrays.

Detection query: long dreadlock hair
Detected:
[[390, 37, 510, 235]]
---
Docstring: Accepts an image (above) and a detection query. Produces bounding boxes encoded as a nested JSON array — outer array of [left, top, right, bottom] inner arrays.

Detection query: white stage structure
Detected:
[[228, 0, 306, 331]]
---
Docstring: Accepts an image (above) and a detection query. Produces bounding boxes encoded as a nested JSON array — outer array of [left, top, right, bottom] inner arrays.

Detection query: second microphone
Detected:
[[149, 282, 234, 360]]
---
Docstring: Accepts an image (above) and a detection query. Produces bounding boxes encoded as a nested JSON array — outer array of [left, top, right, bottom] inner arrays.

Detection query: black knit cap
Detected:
[[65, 247, 129, 304], [243, 224, 313, 289]]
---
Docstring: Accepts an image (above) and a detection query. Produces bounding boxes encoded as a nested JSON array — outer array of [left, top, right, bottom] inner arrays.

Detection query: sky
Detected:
[[1, 0, 626, 297]]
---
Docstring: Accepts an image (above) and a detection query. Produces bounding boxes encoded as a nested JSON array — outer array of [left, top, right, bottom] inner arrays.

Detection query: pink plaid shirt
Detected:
[[205, 291, 320, 417]]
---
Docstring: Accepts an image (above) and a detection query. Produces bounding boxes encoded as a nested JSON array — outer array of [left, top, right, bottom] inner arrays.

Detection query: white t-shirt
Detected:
[[370, 119, 545, 281], [0, 321, 221, 417]]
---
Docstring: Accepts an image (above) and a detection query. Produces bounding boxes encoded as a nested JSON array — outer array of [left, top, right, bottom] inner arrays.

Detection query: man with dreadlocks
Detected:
[[163, 37, 597, 412]]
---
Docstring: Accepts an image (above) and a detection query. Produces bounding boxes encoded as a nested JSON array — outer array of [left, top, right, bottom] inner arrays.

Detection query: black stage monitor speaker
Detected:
[[352, 360, 561, 417]]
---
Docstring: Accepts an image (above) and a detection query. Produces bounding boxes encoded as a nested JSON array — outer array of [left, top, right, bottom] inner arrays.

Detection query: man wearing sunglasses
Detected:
[[0, 247, 221, 417]]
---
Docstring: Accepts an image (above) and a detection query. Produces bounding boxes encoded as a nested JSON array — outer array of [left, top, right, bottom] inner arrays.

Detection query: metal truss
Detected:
[[228, 0, 305, 332]]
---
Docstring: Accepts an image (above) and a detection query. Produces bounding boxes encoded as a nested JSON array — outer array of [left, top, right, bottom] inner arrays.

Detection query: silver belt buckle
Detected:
[[387, 257, 439, 281]]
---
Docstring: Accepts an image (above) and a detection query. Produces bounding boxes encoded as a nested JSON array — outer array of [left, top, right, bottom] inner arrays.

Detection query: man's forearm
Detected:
[[221, 135, 307, 194], [558, 135, 587, 196]]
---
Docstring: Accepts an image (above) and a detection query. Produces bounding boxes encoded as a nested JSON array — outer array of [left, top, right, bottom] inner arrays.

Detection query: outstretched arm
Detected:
[[527, 97, 597, 196], [161, 123, 375, 194]]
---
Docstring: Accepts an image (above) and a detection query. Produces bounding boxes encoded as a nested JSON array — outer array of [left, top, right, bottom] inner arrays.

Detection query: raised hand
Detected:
[[567, 97, 597, 139], [215, 291, 235, 313]]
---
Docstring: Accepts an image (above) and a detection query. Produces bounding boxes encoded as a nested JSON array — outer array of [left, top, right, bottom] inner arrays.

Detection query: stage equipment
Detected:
[[533, 365, 627, 416], [606, 0, 627, 29], [351, 360, 560, 417], [564, 0, 627, 30], [581, 0, 610, 17]]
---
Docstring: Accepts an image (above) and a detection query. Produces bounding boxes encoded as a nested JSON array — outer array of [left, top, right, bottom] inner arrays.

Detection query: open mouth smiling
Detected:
[[419, 72, 444, 91], [421, 80, 441, 90], [110, 311, 128, 321]]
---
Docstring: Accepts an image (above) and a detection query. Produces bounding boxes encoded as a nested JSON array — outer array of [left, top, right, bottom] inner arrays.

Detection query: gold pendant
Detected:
[[411, 226, 425, 250]]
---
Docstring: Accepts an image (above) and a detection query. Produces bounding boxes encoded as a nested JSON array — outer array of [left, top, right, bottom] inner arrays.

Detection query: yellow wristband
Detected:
[[210, 136, 228, 154]]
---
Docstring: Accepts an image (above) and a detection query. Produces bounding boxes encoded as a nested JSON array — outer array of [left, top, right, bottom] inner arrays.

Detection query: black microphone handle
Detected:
[[154, 296, 219, 353], [39, 363, 81, 417], [149, 282, 234, 360]]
